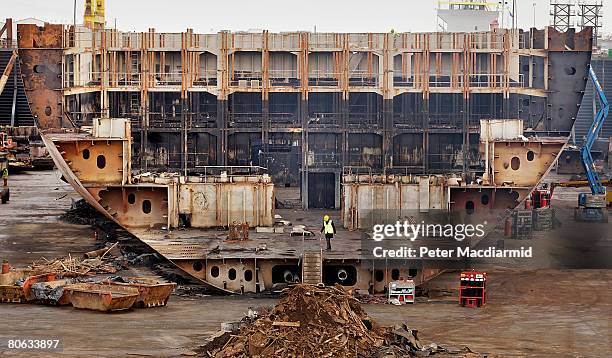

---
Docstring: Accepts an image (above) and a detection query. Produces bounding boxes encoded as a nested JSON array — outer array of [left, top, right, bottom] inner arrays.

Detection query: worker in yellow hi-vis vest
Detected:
[[320, 215, 336, 251]]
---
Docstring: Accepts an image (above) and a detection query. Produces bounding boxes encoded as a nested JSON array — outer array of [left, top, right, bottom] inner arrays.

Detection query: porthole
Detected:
[[142, 199, 151, 214], [82, 149, 90, 160], [466, 201, 475, 215], [193, 262, 203, 272], [210, 266, 220, 278], [244, 270, 253, 282], [96, 155, 106, 169], [481, 194, 489, 206], [527, 150, 535, 161], [45, 106, 52, 116], [228, 268, 237, 280], [127, 193, 136, 204], [391, 269, 400, 281], [511, 156, 520, 170], [374, 270, 384, 282]]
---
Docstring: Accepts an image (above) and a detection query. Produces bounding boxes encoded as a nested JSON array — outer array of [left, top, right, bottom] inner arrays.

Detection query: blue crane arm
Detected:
[[581, 66, 609, 195]]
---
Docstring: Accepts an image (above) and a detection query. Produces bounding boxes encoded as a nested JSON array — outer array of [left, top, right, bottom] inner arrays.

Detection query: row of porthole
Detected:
[[509, 150, 535, 171], [195, 264, 412, 284], [465, 194, 490, 215], [374, 268, 417, 282], [125, 193, 152, 214], [82, 149, 106, 169], [193, 262, 253, 282]]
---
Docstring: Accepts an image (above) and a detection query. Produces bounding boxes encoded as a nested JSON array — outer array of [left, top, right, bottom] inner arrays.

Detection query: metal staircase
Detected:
[[0, 49, 34, 126], [301, 250, 322, 285]]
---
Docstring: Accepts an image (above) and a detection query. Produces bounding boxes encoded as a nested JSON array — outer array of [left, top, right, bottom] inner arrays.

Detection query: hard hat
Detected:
[[323, 215, 329, 221]]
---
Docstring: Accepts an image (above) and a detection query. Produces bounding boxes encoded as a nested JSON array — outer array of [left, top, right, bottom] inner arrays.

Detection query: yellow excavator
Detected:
[[84, 0, 105, 30]]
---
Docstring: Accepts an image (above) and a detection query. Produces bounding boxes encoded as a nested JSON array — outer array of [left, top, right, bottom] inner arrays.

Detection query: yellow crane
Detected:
[[84, 0, 105, 30]]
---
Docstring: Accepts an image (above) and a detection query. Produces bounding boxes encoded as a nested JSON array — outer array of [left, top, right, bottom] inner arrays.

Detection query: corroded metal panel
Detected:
[[98, 186, 168, 228], [17, 24, 68, 129], [490, 141, 564, 186], [543, 27, 593, 133], [41, 134, 114, 221], [55, 140, 125, 185], [177, 182, 274, 228], [342, 177, 450, 230]]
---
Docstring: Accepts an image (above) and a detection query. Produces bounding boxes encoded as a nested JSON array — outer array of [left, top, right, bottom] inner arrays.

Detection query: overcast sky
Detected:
[[4, 0, 611, 34]]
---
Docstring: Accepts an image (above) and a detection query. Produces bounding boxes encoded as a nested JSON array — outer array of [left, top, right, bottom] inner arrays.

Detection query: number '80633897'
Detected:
[[6, 339, 61, 350]]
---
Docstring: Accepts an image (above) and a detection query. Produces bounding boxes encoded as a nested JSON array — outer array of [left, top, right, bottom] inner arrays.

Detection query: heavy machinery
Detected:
[[573, 66, 609, 223], [554, 179, 612, 207]]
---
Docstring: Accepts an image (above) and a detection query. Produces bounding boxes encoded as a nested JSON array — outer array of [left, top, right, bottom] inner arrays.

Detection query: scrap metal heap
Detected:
[[16, 22, 592, 293], [202, 284, 481, 357]]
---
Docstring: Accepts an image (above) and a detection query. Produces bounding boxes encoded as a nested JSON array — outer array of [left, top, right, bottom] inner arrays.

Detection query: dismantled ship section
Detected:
[[19, 23, 592, 293], [0, 21, 51, 169]]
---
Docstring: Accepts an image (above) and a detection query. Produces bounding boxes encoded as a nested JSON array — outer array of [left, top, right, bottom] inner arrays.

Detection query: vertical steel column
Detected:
[[382, 33, 393, 169], [423, 34, 430, 172], [300, 33, 309, 209], [261, 31, 270, 169], [341, 34, 349, 169], [217, 31, 229, 166], [461, 33, 472, 176], [181, 30, 190, 175]]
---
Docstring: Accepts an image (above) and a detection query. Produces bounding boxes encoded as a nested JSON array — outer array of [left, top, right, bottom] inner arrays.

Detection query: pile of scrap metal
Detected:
[[26, 244, 122, 277], [0, 252, 176, 312], [201, 284, 484, 358], [0, 126, 53, 170]]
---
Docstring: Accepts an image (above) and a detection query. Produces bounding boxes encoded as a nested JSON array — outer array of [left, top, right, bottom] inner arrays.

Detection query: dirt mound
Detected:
[[208, 284, 388, 357]]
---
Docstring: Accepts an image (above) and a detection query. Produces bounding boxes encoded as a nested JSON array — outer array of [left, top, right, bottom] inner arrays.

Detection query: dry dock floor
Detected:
[[0, 171, 610, 357]]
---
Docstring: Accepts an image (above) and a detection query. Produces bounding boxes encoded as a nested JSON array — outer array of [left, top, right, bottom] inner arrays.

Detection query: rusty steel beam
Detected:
[[0, 19, 13, 48], [0, 50, 17, 96]]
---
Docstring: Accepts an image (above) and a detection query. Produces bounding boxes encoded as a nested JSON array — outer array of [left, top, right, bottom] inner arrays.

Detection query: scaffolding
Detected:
[[577, 1, 603, 47], [550, 1, 574, 32]]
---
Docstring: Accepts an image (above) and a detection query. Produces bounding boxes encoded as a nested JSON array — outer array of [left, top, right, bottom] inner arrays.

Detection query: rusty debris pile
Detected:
[[203, 284, 478, 358], [29, 244, 121, 277], [60, 198, 105, 226], [206, 284, 386, 357], [0, 248, 176, 312]]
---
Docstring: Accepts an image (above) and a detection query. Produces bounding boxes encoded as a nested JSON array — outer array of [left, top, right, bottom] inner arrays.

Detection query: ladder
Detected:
[[301, 250, 322, 285], [129, 93, 139, 115], [130, 52, 139, 73]]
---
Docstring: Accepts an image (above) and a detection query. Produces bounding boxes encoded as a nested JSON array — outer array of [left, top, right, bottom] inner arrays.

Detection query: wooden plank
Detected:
[[272, 321, 301, 327]]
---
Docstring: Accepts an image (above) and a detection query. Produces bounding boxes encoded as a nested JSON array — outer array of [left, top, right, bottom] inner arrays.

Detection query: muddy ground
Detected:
[[0, 170, 610, 357]]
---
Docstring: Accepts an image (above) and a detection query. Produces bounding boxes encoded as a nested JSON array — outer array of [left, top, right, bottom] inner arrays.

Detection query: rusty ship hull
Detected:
[[17, 23, 592, 293]]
